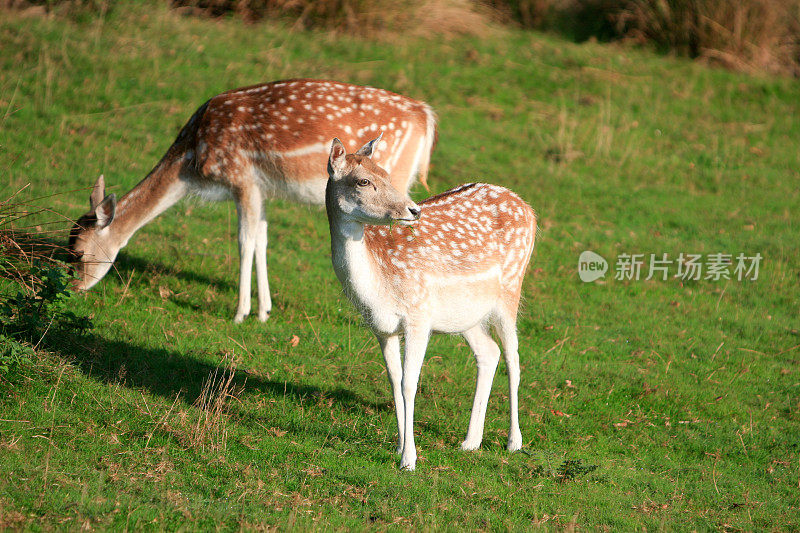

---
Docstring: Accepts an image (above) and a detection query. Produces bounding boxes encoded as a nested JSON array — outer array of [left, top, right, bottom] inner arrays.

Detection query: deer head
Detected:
[[326, 134, 421, 227], [68, 174, 119, 290]]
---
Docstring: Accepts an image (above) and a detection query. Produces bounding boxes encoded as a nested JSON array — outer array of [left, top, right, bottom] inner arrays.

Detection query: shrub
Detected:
[[0, 334, 34, 374], [0, 261, 92, 345], [0, 188, 92, 374]]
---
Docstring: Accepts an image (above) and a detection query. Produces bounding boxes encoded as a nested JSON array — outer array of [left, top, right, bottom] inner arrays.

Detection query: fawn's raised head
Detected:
[[326, 134, 421, 227], [68, 174, 118, 290]]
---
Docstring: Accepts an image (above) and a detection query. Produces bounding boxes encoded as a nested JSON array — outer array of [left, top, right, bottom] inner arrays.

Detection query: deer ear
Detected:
[[355, 132, 383, 158], [328, 138, 347, 179], [90, 174, 106, 210], [94, 193, 116, 229]]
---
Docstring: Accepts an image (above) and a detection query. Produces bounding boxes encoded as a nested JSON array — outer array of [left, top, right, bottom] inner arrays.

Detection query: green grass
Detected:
[[2, 2, 799, 529]]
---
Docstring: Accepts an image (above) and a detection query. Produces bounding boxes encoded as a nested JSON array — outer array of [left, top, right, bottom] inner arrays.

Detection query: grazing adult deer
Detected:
[[325, 136, 537, 471], [69, 79, 437, 322]]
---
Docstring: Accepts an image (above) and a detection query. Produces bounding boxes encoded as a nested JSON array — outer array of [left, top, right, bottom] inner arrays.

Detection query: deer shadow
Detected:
[[46, 330, 399, 443], [9, 230, 449, 443], [111, 252, 238, 292]]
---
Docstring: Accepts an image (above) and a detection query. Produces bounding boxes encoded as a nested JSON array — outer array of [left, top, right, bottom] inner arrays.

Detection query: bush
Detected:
[[0, 261, 90, 376], [0, 334, 34, 374], [0, 188, 92, 375], [0, 261, 92, 345]]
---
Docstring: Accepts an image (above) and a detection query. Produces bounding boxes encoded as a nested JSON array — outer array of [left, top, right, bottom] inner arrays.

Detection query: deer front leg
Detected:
[[400, 327, 430, 471], [378, 334, 404, 455], [233, 188, 262, 323]]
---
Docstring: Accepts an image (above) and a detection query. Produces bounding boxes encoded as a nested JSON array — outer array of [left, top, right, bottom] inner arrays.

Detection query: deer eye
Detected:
[[356, 178, 371, 187]]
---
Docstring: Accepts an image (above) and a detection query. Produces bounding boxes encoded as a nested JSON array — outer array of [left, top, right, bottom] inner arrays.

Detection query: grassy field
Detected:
[[2, 2, 799, 529]]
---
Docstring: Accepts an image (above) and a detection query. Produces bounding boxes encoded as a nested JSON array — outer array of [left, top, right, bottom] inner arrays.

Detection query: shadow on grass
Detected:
[[46, 330, 393, 437], [113, 252, 237, 292], [8, 234, 443, 442]]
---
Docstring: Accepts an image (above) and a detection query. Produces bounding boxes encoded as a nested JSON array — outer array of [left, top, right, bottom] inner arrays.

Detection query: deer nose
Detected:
[[408, 205, 421, 219]]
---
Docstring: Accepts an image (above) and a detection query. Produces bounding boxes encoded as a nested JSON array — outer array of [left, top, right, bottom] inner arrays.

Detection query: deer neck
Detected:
[[328, 213, 377, 298], [326, 189, 399, 334], [107, 161, 189, 249]]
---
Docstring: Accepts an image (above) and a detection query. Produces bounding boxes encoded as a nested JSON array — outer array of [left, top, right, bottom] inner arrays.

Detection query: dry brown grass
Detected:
[[140, 351, 245, 453], [188, 351, 244, 453], [0, 186, 72, 291], [411, 0, 496, 37]]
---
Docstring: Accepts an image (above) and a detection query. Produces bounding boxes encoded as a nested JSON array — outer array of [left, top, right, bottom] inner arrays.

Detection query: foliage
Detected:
[[0, 261, 92, 346], [0, 190, 92, 375], [555, 458, 599, 482], [0, 334, 33, 374]]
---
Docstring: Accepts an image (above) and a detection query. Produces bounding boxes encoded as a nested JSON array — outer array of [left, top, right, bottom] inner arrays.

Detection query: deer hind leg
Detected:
[[493, 310, 522, 451], [233, 186, 264, 323], [254, 204, 271, 321], [378, 334, 405, 455], [461, 324, 501, 451]]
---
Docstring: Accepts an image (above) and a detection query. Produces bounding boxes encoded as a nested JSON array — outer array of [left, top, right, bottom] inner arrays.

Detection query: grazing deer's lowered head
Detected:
[[325, 136, 537, 471], [68, 174, 119, 290]]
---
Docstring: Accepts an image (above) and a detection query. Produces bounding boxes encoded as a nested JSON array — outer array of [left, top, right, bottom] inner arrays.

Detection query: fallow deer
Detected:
[[325, 136, 537, 471], [69, 79, 437, 322]]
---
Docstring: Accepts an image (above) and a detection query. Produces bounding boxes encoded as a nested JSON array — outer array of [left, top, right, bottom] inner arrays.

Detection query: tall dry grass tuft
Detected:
[[189, 351, 244, 453], [411, 0, 495, 38], [0, 185, 72, 291]]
